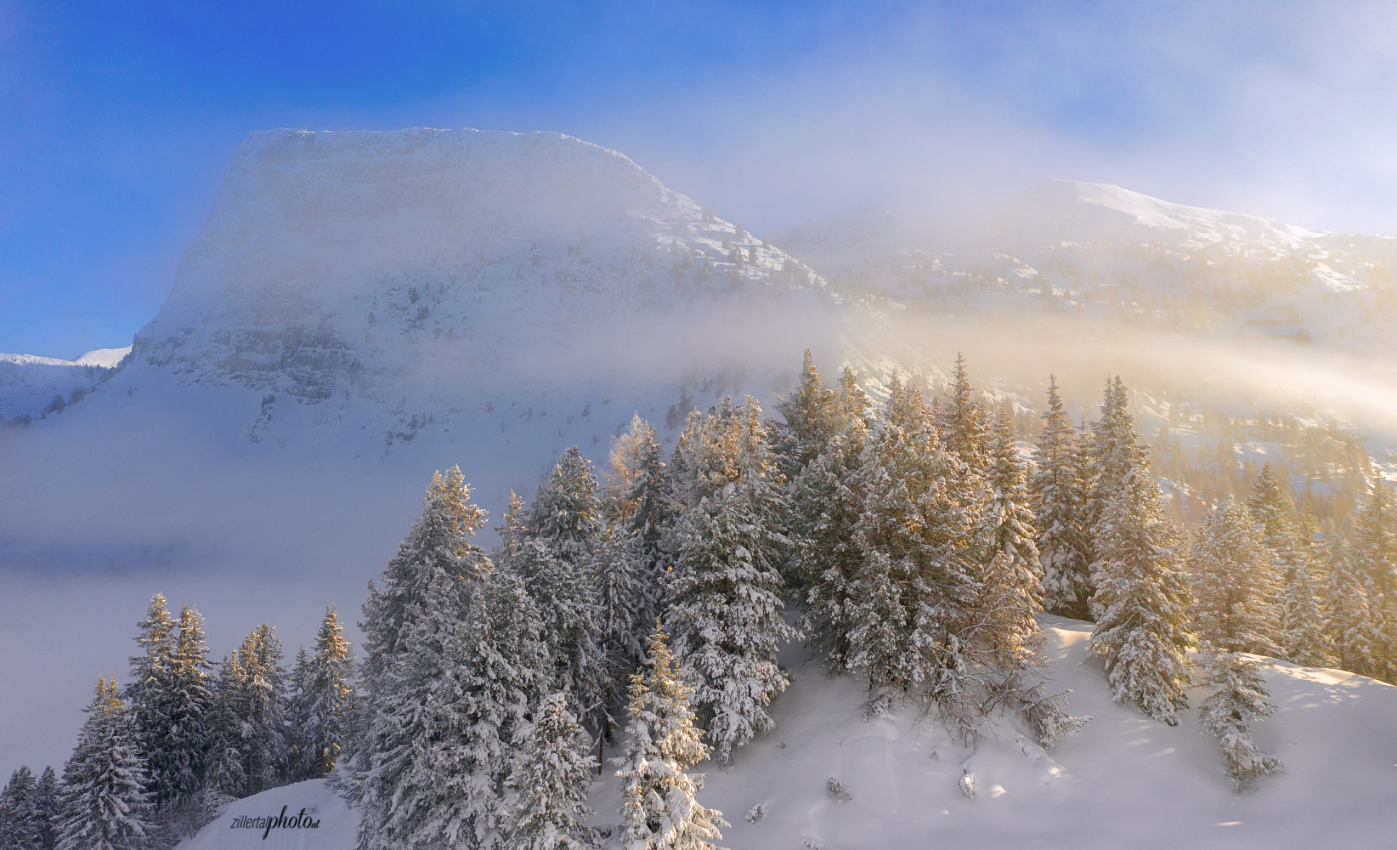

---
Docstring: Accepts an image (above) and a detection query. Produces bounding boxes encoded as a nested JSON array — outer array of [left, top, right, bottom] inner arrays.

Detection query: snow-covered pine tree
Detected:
[[157, 604, 214, 836], [794, 367, 872, 661], [1087, 378, 1193, 725], [1350, 478, 1397, 681], [230, 623, 288, 796], [1084, 378, 1133, 619], [1323, 531, 1381, 678], [0, 766, 42, 850], [668, 399, 744, 513], [507, 693, 595, 850], [616, 626, 726, 850], [508, 539, 605, 728], [844, 374, 991, 731], [772, 348, 841, 481], [526, 447, 604, 566], [593, 526, 647, 754], [350, 467, 495, 847], [669, 399, 794, 765], [976, 407, 1043, 666], [1195, 645, 1283, 792], [496, 490, 529, 560], [289, 607, 357, 781], [1281, 551, 1333, 668], [1248, 464, 1327, 664], [286, 648, 314, 781], [57, 677, 152, 850], [614, 417, 674, 631], [936, 353, 990, 473], [35, 766, 58, 850], [1030, 376, 1093, 619], [124, 595, 174, 812], [348, 465, 492, 790], [794, 443, 869, 666], [199, 654, 247, 812], [1189, 497, 1282, 656], [351, 469, 549, 850]]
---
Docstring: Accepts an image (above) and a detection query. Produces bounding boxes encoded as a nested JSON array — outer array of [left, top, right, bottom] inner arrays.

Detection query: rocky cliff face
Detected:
[[123, 128, 841, 448]]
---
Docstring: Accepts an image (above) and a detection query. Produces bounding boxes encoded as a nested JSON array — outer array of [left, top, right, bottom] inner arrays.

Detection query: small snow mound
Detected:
[[745, 801, 769, 823], [177, 778, 356, 849], [959, 770, 976, 800]]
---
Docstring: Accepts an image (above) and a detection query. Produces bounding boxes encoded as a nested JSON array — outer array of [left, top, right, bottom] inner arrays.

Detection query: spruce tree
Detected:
[[159, 604, 214, 832], [1189, 497, 1281, 656], [507, 693, 595, 850], [668, 399, 744, 513], [1196, 646, 1283, 791], [57, 678, 152, 850], [977, 408, 1043, 665], [616, 626, 726, 850], [795, 368, 872, 666], [201, 655, 248, 810], [1087, 378, 1193, 725], [844, 374, 991, 731], [669, 399, 794, 764], [508, 539, 604, 727], [496, 490, 529, 560], [287, 648, 315, 781], [936, 353, 990, 473], [289, 607, 357, 780], [349, 465, 493, 809], [772, 348, 841, 480], [351, 470, 549, 850], [1323, 532, 1381, 677], [1031, 377, 1093, 619], [1249, 464, 1326, 664], [526, 447, 603, 566], [1281, 552, 1333, 667], [33, 766, 58, 850], [1084, 378, 1133, 618], [222, 623, 289, 797], [0, 766, 42, 850], [617, 417, 674, 629], [125, 595, 174, 810], [593, 527, 647, 753], [1351, 479, 1397, 681]]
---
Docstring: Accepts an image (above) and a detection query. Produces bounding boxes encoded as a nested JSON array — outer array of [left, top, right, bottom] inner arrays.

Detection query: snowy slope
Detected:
[[0, 350, 126, 421], [177, 779, 355, 850], [769, 180, 1397, 358], [998, 179, 1327, 249], [176, 618, 1397, 850]]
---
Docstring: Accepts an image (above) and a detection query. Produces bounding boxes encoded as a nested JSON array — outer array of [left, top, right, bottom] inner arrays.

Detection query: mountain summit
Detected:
[[999, 179, 1326, 248]]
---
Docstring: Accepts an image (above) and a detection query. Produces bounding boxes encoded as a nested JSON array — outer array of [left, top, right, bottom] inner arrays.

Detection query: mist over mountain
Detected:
[[2, 128, 1395, 800]]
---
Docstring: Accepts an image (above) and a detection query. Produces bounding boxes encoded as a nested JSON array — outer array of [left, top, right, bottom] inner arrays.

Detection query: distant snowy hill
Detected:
[[179, 618, 1397, 850], [0, 347, 128, 421], [768, 179, 1397, 355]]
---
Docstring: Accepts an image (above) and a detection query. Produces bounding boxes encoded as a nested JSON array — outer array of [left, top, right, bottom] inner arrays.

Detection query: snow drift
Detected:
[[178, 617, 1397, 849]]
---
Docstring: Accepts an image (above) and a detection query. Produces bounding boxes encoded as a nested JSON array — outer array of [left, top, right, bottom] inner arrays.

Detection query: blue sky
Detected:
[[3, 0, 1396, 357]]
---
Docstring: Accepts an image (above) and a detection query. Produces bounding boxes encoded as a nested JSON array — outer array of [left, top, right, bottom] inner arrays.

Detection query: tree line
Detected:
[[7, 349, 1396, 848], [0, 603, 355, 849]]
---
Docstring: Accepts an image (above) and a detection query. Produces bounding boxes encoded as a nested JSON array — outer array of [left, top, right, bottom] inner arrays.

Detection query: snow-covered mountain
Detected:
[[0, 129, 862, 774], [0, 347, 130, 422], [130, 128, 841, 443], [768, 180, 1397, 353], [179, 618, 1397, 850]]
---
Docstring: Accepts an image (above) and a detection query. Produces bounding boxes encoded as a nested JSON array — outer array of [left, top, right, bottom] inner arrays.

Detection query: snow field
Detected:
[[178, 615, 1397, 849]]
